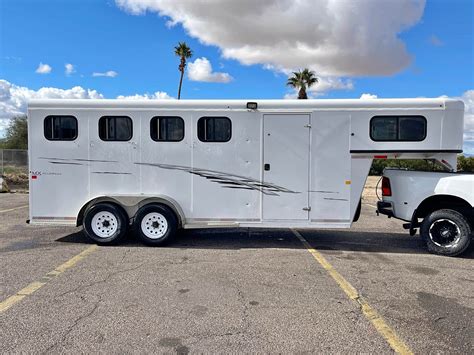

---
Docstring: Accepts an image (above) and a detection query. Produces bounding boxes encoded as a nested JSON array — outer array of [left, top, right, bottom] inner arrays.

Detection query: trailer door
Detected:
[[263, 114, 310, 220]]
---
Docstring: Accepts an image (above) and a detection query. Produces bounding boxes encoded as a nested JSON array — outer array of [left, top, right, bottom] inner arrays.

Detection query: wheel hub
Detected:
[[429, 219, 461, 247], [141, 212, 168, 239], [91, 211, 118, 238]]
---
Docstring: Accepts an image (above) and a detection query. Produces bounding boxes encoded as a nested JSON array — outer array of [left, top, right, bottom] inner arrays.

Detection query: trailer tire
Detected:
[[420, 209, 471, 256], [83, 203, 128, 245], [134, 204, 178, 246]]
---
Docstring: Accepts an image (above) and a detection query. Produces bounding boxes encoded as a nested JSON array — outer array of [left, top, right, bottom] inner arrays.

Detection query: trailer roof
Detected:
[[28, 98, 464, 110]]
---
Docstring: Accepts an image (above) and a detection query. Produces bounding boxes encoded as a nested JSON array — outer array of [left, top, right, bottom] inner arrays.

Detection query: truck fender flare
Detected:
[[412, 194, 474, 228]]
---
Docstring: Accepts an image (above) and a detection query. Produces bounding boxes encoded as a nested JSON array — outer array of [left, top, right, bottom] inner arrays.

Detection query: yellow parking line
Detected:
[[292, 229, 413, 355], [0, 205, 28, 213], [0, 245, 98, 313]]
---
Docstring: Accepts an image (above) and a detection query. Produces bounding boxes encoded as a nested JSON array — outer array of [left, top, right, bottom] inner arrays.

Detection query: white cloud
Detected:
[[0, 79, 104, 137], [65, 63, 75, 75], [92, 70, 118, 77], [187, 57, 232, 83], [360, 93, 378, 99], [284, 76, 353, 99], [438, 91, 473, 155], [35, 62, 52, 74], [0, 118, 10, 138], [0, 79, 174, 137], [461, 90, 474, 154], [0, 79, 103, 120], [309, 77, 353, 96], [117, 92, 174, 100], [116, 0, 425, 77]]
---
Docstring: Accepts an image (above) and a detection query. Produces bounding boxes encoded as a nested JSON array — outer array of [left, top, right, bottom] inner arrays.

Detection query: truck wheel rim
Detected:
[[91, 211, 118, 238], [428, 218, 461, 247], [141, 212, 168, 239]]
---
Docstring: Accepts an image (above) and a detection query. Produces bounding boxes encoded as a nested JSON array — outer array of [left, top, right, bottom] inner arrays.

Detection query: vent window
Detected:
[[99, 116, 133, 141], [150, 116, 184, 142], [44, 116, 78, 141], [197, 117, 232, 142]]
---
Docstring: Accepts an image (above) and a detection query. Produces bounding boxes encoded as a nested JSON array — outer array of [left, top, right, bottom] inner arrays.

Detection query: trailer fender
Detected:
[[134, 196, 185, 227], [76, 195, 186, 228]]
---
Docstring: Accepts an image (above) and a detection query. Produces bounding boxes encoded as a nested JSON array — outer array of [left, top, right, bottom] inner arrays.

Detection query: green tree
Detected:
[[174, 42, 193, 100], [1, 116, 28, 149], [457, 155, 474, 172], [286, 68, 318, 99], [369, 156, 474, 175]]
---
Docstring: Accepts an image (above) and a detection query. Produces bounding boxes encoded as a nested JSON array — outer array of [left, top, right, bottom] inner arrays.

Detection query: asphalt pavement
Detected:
[[0, 193, 473, 353]]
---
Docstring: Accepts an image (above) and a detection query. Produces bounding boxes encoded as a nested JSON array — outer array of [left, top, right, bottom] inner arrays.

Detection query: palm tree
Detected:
[[174, 42, 193, 100], [286, 68, 318, 99]]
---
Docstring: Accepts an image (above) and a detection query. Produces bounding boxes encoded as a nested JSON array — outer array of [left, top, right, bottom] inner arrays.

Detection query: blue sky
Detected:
[[0, 0, 473, 150]]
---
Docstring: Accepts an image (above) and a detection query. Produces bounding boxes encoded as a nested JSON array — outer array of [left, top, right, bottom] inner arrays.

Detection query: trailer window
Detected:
[[370, 116, 426, 141], [398, 116, 426, 141], [99, 116, 133, 141], [150, 116, 184, 142], [44, 116, 78, 141], [197, 117, 231, 142]]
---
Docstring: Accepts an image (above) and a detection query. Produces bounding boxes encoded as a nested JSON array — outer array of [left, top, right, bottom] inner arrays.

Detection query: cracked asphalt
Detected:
[[1, 193, 473, 353]]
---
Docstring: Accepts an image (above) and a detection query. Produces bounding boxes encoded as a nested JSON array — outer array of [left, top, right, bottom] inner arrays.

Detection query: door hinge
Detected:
[[304, 124, 312, 128], [303, 207, 311, 211]]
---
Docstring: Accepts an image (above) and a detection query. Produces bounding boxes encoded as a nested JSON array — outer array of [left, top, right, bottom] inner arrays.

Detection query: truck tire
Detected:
[[133, 204, 178, 246], [83, 203, 129, 245], [420, 209, 472, 256]]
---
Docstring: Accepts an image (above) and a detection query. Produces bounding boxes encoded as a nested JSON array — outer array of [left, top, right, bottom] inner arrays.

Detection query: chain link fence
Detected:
[[1, 149, 29, 191]]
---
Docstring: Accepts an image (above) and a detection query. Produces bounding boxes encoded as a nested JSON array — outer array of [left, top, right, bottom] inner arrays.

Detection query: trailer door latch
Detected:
[[303, 207, 311, 211], [304, 124, 312, 128]]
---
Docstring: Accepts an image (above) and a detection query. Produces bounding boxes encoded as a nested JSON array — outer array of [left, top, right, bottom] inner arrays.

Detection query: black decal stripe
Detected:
[[40, 157, 118, 163], [73, 159, 118, 163], [135, 162, 298, 196], [48, 161, 85, 166], [221, 186, 255, 190], [92, 172, 132, 175]]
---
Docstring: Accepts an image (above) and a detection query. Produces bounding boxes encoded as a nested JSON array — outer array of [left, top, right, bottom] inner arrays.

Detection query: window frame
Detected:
[[370, 115, 427, 142], [98, 116, 133, 142], [197, 116, 232, 143], [44, 115, 78, 141], [150, 116, 185, 142]]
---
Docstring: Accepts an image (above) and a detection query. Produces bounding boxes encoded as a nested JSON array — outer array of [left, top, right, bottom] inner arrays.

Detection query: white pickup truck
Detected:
[[377, 168, 474, 256]]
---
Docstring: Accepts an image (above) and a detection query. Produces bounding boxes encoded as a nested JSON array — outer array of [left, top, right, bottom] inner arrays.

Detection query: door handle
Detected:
[[264, 163, 270, 171]]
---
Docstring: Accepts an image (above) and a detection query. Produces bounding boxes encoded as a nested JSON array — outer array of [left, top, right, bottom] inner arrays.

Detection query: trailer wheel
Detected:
[[83, 203, 129, 244], [134, 204, 178, 246], [420, 209, 472, 256]]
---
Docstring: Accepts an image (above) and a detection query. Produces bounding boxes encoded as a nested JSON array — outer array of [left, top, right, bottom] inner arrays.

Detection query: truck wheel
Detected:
[[134, 204, 178, 246], [83, 203, 129, 245], [420, 209, 472, 256]]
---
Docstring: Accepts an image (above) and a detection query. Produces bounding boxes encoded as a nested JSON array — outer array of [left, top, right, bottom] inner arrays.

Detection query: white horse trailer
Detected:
[[27, 99, 464, 245]]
